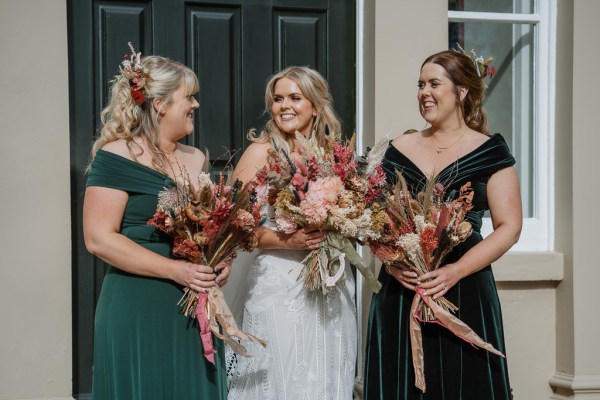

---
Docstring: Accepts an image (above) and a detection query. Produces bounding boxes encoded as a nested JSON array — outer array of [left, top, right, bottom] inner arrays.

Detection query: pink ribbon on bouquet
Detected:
[[195, 287, 268, 365], [196, 291, 217, 364], [409, 286, 505, 393]]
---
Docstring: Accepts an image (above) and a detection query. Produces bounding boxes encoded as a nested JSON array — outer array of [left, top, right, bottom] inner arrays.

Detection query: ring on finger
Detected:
[[441, 283, 447, 290]]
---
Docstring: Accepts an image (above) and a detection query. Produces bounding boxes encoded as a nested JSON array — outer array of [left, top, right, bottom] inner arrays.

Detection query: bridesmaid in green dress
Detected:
[[83, 47, 230, 399], [364, 50, 522, 399]]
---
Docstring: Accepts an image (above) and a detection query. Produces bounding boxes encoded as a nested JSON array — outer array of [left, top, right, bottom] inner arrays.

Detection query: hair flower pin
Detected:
[[454, 43, 496, 80], [120, 42, 150, 105]]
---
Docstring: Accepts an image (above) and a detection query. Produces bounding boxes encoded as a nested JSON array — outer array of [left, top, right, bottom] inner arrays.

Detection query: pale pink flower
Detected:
[[232, 209, 256, 232], [291, 172, 308, 192], [276, 215, 298, 234], [301, 176, 344, 226]]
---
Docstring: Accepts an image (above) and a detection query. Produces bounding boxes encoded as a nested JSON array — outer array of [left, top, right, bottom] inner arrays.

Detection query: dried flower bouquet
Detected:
[[253, 133, 384, 295], [149, 170, 267, 364], [365, 171, 504, 392]]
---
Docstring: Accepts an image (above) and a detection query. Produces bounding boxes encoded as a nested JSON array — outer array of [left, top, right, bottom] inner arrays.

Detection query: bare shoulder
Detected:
[[233, 142, 273, 183], [237, 142, 272, 166], [100, 139, 133, 159], [464, 130, 491, 149], [391, 129, 423, 150], [178, 144, 206, 169], [244, 142, 272, 158], [100, 139, 151, 162]]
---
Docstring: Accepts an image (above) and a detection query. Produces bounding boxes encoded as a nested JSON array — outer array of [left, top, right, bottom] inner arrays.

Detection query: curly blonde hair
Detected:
[[89, 55, 199, 171], [249, 66, 342, 154]]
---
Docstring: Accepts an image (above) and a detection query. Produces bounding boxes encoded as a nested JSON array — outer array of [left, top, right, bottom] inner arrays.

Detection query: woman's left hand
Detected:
[[417, 263, 463, 299], [214, 258, 232, 287]]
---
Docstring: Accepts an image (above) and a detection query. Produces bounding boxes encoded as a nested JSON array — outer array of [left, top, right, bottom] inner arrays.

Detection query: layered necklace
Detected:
[[161, 145, 184, 177], [430, 129, 468, 155]]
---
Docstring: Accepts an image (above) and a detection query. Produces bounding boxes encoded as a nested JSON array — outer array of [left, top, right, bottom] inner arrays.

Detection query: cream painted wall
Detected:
[[553, 0, 576, 384], [570, 0, 600, 389], [374, 0, 448, 140], [550, 1, 600, 398], [0, 1, 72, 399]]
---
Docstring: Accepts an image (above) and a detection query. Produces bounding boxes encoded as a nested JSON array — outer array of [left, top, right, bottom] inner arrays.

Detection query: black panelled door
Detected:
[[68, 0, 355, 397]]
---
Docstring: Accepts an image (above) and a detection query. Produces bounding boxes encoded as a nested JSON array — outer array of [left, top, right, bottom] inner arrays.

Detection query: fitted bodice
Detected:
[[382, 133, 515, 233]]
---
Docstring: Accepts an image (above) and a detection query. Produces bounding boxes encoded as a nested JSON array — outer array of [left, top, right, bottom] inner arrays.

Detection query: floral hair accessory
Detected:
[[454, 43, 496, 80], [120, 42, 150, 105]]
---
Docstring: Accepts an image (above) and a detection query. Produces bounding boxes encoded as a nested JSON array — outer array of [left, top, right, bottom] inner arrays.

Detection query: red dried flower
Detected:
[[172, 237, 202, 264], [365, 165, 386, 203], [130, 88, 144, 104], [202, 220, 221, 238], [419, 225, 438, 257], [148, 210, 172, 233]]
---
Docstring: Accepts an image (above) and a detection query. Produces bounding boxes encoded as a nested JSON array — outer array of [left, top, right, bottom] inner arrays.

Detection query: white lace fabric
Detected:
[[227, 203, 358, 400]]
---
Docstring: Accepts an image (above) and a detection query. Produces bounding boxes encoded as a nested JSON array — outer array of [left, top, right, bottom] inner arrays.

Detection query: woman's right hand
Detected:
[[386, 265, 419, 291], [285, 227, 326, 250], [173, 260, 217, 292]]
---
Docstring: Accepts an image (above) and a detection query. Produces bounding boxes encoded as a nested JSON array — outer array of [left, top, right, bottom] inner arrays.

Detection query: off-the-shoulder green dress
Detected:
[[364, 134, 515, 399], [87, 149, 226, 400]]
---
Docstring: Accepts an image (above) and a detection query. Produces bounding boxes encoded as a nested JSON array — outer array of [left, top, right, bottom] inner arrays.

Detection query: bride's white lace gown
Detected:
[[228, 213, 358, 400]]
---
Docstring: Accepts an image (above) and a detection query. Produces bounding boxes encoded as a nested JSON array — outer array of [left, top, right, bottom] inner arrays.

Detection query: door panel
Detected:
[[68, 0, 354, 397], [274, 11, 327, 71], [188, 6, 243, 162]]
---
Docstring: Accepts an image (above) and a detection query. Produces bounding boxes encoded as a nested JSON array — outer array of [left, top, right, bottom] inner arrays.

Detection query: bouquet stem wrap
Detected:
[[409, 286, 505, 393], [301, 232, 382, 295], [190, 287, 267, 365]]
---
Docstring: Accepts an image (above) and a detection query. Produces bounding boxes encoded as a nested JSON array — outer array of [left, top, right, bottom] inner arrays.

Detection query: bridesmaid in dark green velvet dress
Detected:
[[364, 50, 522, 399], [83, 48, 230, 399]]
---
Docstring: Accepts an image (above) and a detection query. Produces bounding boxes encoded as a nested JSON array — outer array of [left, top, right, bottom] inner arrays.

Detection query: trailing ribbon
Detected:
[[195, 286, 267, 365], [409, 286, 505, 393], [301, 232, 382, 294], [196, 292, 217, 363]]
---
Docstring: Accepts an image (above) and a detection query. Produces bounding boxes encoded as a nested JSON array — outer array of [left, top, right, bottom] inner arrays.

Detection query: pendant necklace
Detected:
[[432, 129, 468, 155], [163, 146, 183, 177]]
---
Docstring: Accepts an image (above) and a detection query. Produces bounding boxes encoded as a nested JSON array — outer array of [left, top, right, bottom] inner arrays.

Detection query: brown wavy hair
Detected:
[[422, 50, 489, 135]]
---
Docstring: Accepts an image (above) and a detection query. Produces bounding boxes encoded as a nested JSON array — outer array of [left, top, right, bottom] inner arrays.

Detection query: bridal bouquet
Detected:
[[365, 172, 504, 392], [252, 133, 384, 294], [148, 171, 267, 364]]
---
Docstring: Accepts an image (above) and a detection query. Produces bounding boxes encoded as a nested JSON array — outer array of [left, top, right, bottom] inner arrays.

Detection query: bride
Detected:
[[226, 66, 357, 400]]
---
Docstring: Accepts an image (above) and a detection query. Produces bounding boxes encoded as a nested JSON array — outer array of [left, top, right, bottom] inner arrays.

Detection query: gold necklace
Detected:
[[162, 144, 179, 162], [161, 147, 184, 178], [431, 130, 468, 154]]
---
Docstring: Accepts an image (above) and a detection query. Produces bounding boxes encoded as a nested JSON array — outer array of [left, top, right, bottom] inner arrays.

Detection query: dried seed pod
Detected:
[[184, 207, 201, 222]]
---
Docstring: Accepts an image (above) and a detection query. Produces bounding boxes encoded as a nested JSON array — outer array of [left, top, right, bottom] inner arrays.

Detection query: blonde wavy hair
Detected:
[[249, 66, 342, 154], [89, 55, 199, 171]]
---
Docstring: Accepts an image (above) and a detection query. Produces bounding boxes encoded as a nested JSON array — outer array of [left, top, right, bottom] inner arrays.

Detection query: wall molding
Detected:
[[493, 251, 564, 282], [550, 371, 600, 397]]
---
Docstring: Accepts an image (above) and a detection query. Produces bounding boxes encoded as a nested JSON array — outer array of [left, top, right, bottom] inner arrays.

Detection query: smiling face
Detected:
[[159, 81, 199, 139], [271, 77, 317, 137], [418, 62, 466, 127]]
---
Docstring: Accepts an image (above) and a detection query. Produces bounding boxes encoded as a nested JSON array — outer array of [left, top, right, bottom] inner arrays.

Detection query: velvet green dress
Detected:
[[364, 134, 514, 400], [87, 150, 227, 400]]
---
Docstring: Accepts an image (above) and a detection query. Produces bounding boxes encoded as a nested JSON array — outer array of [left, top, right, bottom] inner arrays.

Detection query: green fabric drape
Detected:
[[88, 150, 227, 400]]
